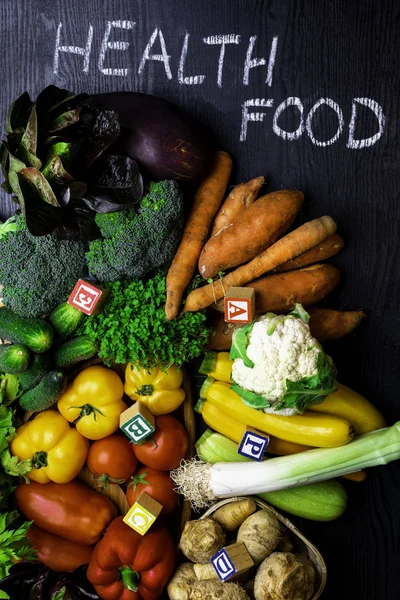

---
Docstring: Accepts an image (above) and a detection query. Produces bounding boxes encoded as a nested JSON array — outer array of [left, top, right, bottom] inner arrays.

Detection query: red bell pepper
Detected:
[[87, 516, 176, 600]]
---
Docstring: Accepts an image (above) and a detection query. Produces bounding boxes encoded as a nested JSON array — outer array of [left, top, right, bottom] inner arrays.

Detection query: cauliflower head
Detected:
[[230, 305, 338, 415]]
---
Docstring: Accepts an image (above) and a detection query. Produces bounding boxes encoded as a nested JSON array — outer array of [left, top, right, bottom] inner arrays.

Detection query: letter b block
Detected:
[[211, 542, 254, 581], [238, 429, 270, 461], [120, 403, 155, 443]]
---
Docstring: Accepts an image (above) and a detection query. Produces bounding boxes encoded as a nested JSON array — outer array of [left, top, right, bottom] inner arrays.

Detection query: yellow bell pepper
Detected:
[[57, 365, 127, 440], [124, 362, 185, 415], [10, 410, 89, 484]]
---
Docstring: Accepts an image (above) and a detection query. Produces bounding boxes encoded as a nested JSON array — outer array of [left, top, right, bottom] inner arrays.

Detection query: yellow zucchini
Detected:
[[204, 380, 354, 448], [309, 383, 386, 435], [200, 400, 312, 455]]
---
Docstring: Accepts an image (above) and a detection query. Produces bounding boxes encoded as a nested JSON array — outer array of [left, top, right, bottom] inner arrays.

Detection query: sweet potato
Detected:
[[308, 306, 366, 341], [184, 216, 337, 313], [198, 189, 304, 280], [211, 176, 265, 236], [207, 303, 363, 351], [275, 233, 345, 272]]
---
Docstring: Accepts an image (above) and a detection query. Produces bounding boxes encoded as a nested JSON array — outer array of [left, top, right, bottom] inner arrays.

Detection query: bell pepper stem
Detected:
[[119, 566, 140, 592], [31, 451, 48, 470], [136, 385, 154, 396], [68, 404, 105, 423]]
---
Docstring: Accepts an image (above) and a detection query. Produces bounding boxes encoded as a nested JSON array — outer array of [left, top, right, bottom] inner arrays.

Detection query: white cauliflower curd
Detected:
[[230, 306, 338, 415]]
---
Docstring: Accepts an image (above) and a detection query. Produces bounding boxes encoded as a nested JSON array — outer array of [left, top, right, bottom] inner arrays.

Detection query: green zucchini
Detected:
[[0, 308, 53, 353], [258, 480, 348, 522], [54, 335, 98, 370], [49, 302, 86, 341], [17, 353, 53, 392], [19, 370, 66, 412], [0, 344, 31, 374]]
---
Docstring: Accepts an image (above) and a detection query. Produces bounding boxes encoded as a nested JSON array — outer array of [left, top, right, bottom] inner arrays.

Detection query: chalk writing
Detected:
[[51, 22, 387, 148]]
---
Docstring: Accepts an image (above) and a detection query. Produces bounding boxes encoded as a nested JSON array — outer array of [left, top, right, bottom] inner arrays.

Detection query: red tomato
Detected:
[[132, 414, 188, 471], [87, 434, 138, 484], [126, 466, 178, 515]]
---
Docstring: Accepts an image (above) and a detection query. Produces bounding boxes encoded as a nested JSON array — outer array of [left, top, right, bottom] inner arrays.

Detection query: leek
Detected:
[[194, 429, 347, 521], [172, 422, 400, 509]]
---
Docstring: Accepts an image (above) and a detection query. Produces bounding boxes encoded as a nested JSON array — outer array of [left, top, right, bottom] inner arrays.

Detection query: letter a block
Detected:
[[120, 403, 155, 443], [224, 287, 255, 324], [123, 492, 163, 536], [238, 428, 270, 461], [211, 542, 254, 581], [68, 279, 108, 315]]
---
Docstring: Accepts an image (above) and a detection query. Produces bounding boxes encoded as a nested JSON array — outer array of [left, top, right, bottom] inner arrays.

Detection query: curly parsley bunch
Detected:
[[80, 274, 210, 369]]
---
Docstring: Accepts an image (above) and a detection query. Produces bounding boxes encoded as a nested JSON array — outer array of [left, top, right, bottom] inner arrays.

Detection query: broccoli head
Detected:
[[86, 180, 185, 282], [0, 217, 87, 317]]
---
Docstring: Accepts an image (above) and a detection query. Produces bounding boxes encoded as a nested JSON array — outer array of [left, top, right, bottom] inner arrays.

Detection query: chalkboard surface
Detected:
[[0, 1, 399, 598]]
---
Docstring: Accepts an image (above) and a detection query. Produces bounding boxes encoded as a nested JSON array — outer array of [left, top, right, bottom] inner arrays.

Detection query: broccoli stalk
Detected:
[[86, 180, 184, 282]]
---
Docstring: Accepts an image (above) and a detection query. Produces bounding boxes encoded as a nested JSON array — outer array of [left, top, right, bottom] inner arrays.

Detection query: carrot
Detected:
[[198, 189, 304, 279], [211, 176, 265, 236], [165, 151, 233, 320], [275, 233, 345, 272], [183, 216, 337, 313], [308, 306, 366, 341]]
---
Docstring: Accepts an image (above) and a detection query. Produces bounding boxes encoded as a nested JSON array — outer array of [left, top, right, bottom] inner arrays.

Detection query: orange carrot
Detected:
[[211, 176, 265, 236], [275, 233, 345, 272], [165, 151, 233, 320], [183, 216, 337, 313]]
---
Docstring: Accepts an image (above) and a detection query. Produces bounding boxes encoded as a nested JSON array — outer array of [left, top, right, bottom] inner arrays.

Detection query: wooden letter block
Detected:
[[211, 542, 254, 581], [238, 428, 270, 461], [68, 279, 108, 315], [224, 287, 255, 324], [123, 492, 163, 535], [120, 403, 155, 443]]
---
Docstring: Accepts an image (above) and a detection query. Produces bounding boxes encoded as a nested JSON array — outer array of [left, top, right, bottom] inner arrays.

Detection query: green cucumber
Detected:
[[19, 370, 66, 412], [0, 308, 53, 353], [49, 302, 86, 341], [0, 344, 31, 373], [258, 480, 348, 522], [54, 335, 98, 370], [17, 353, 53, 392]]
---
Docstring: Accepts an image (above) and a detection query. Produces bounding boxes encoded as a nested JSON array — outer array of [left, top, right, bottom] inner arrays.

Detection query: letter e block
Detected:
[[123, 492, 163, 535], [68, 279, 108, 315], [120, 403, 155, 443], [211, 542, 254, 581], [224, 287, 255, 324], [238, 428, 270, 461]]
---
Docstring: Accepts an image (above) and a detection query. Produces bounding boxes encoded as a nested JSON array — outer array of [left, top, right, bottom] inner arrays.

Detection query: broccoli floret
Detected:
[[0, 218, 87, 318], [86, 180, 185, 282]]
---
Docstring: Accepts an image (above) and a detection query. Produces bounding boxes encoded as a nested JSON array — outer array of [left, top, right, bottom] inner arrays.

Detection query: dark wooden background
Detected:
[[1, 1, 399, 598]]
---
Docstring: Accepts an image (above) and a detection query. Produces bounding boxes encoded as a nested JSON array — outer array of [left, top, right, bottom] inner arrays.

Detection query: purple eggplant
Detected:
[[94, 92, 216, 183]]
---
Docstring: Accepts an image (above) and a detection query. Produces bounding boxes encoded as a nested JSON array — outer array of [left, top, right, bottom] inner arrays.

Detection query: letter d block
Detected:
[[123, 492, 163, 536], [120, 403, 155, 443], [224, 287, 255, 324], [211, 542, 254, 581], [238, 428, 270, 461]]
